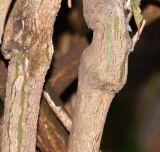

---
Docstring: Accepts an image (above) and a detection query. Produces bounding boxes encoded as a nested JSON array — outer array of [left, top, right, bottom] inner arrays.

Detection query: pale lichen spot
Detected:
[[44, 124, 48, 129], [22, 20, 25, 29], [24, 0, 28, 8]]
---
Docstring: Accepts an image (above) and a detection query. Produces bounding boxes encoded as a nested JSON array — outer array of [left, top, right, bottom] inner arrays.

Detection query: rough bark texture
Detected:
[[68, 0, 132, 152], [1, 0, 61, 151], [0, 38, 88, 151]]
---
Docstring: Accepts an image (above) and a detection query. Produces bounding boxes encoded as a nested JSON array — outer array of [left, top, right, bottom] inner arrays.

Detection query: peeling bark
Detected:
[[68, 0, 132, 152], [1, 0, 61, 151]]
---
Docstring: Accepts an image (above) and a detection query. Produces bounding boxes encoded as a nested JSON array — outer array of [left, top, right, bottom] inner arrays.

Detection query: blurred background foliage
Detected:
[[0, 0, 160, 151]]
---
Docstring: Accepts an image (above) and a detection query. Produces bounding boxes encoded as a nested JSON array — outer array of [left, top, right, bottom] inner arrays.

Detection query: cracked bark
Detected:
[[68, 0, 132, 152], [1, 0, 61, 151]]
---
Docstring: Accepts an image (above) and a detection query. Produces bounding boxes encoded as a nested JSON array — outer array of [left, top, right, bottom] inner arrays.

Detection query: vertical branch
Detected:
[[68, 0, 132, 152], [1, 0, 61, 151]]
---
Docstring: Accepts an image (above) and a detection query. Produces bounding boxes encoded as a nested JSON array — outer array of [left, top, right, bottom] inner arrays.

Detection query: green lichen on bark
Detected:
[[18, 113, 23, 148], [114, 16, 119, 38], [131, 0, 143, 31], [44, 47, 49, 60], [11, 50, 25, 65], [12, 63, 19, 86], [101, 32, 104, 47], [1, 0, 62, 151], [9, 50, 27, 150], [106, 24, 112, 71], [0, 0, 2, 6], [21, 78, 26, 105], [18, 77, 26, 150]]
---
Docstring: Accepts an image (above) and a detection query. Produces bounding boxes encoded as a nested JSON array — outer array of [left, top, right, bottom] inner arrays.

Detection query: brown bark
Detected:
[[1, 0, 61, 151], [0, 37, 88, 151], [68, 0, 132, 152], [0, 60, 7, 150], [0, 0, 12, 44], [0, 60, 7, 102], [37, 100, 68, 152], [37, 38, 88, 152]]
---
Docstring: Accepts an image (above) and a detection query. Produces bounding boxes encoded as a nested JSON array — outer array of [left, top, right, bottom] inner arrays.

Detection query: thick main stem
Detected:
[[68, 86, 115, 152], [2, 61, 49, 152], [68, 0, 131, 151]]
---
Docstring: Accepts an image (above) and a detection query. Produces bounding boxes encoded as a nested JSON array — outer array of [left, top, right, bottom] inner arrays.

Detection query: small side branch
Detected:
[[132, 19, 146, 50], [43, 91, 72, 132]]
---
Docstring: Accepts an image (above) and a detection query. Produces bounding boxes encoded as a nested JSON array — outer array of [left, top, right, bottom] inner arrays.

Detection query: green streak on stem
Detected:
[[44, 47, 49, 60], [106, 24, 112, 71], [18, 113, 23, 148], [114, 16, 119, 38], [11, 51, 25, 65], [18, 77, 26, 150], [0, 0, 2, 6], [12, 64, 19, 86], [101, 32, 104, 46]]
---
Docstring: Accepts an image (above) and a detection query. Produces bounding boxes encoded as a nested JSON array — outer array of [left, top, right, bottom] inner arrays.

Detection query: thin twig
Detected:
[[43, 90, 72, 132], [0, 0, 12, 44], [131, 19, 146, 51], [127, 11, 132, 22]]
